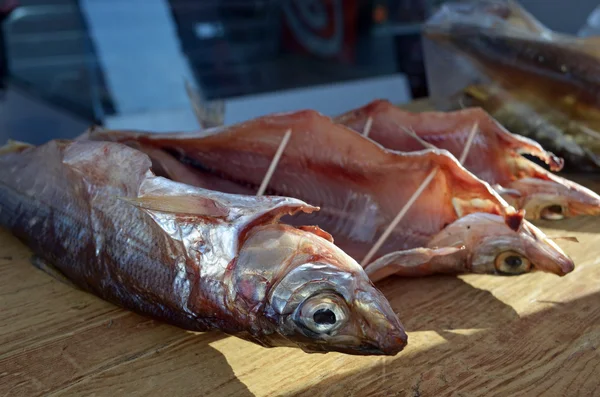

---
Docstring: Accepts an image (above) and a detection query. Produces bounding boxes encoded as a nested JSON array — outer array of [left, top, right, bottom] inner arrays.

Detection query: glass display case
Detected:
[[1, 0, 442, 141]]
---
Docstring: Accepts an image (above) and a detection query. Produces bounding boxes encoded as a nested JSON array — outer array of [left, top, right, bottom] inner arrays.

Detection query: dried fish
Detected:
[[460, 84, 600, 171], [83, 111, 575, 279], [422, 0, 600, 171], [336, 99, 600, 220], [0, 139, 408, 355]]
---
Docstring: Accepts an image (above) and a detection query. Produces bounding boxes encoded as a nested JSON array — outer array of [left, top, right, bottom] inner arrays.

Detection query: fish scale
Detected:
[[0, 139, 410, 355]]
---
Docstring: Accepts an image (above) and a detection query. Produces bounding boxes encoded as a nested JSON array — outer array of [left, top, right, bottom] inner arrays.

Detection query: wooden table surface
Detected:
[[2, 122, 600, 397]]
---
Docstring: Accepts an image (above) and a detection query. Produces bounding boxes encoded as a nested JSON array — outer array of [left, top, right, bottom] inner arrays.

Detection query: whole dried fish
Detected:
[[0, 139, 408, 355], [423, 0, 600, 171], [83, 111, 575, 280], [336, 99, 600, 220]]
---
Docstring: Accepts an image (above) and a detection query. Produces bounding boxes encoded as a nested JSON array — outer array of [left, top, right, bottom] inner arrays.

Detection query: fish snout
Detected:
[[546, 179, 600, 218], [377, 326, 409, 356], [354, 289, 408, 355], [568, 189, 600, 217], [529, 239, 575, 276], [542, 250, 575, 276]]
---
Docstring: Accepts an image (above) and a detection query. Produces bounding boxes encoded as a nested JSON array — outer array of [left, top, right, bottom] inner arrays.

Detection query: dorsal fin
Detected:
[[298, 225, 334, 243], [118, 195, 229, 218], [505, 209, 525, 232]]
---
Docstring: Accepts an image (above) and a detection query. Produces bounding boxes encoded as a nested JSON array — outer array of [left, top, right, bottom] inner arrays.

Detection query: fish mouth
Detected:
[[333, 339, 407, 356], [303, 332, 408, 356], [377, 328, 409, 355]]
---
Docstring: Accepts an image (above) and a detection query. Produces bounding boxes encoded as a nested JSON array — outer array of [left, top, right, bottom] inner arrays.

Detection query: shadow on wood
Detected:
[[1, 307, 254, 397], [376, 275, 520, 333], [0, 226, 253, 397], [289, 290, 600, 397]]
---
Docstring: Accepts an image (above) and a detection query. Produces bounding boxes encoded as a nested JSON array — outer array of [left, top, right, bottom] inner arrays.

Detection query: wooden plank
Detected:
[[0, 313, 194, 396], [48, 335, 255, 397], [3, 177, 596, 396], [27, 206, 600, 397], [0, 230, 122, 356]]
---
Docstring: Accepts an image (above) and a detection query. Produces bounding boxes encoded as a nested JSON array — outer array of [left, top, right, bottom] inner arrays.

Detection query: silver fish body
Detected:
[[0, 140, 407, 355]]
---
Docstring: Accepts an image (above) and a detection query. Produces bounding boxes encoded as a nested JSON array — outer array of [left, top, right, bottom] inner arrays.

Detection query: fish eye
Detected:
[[541, 204, 564, 220], [313, 308, 336, 325], [295, 294, 348, 335], [494, 251, 532, 275]]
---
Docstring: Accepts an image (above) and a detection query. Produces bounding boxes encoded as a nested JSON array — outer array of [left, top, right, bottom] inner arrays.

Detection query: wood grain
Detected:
[[1, 114, 600, 397], [2, 179, 599, 397]]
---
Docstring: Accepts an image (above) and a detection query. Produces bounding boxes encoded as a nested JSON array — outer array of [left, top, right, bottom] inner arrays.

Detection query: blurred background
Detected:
[[1, 0, 598, 144]]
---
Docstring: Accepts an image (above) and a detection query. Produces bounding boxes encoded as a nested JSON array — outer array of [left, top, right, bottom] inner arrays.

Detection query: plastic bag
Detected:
[[578, 5, 600, 38], [422, 0, 600, 172]]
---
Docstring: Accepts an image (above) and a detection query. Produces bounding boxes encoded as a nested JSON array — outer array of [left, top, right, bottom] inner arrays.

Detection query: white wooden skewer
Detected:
[[256, 129, 292, 196], [361, 167, 439, 267], [399, 125, 437, 150], [458, 122, 479, 164], [362, 117, 373, 137]]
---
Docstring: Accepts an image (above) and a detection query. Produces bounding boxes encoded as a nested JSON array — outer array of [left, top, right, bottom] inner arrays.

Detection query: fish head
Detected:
[[429, 213, 574, 276], [235, 224, 407, 356], [503, 177, 600, 220]]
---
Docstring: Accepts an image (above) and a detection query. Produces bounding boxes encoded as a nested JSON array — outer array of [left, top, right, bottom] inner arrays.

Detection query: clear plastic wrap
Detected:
[[422, 0, 600, 172]]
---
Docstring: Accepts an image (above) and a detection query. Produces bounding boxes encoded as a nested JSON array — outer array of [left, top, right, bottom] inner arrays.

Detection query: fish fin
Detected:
[[137, 176, 318, 221], [0, 140, 34, 155], [505, 209, 525, 232], [364, 246, 465, 282], [131, 177, 319, 241], [297, 225, 334, 243], [31, 256, 81, 290], [118, 195, 229, 218], [452, 197, 501, 218]]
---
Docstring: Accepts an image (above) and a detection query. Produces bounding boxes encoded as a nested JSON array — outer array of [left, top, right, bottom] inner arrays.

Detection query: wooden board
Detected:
[[2, 121, 600, 397]]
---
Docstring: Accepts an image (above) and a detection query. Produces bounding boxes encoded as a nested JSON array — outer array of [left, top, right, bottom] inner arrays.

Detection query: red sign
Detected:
[[282, 0, 358, 63]]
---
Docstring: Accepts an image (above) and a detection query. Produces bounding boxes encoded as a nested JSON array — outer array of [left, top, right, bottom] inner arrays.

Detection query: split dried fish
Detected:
[[0, 139, 407, 355], [83, 111, 575, 281], [336, 99, 600, 220]]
